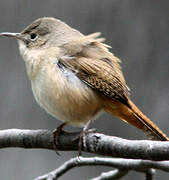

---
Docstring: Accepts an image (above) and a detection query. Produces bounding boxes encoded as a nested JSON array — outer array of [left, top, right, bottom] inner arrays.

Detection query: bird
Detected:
[[0, 17, 168, 143]]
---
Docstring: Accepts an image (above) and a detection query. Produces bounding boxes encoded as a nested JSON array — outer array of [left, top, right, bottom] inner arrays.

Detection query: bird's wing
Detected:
[[58, 33, 169, 142], [58, 33, 130, 106]]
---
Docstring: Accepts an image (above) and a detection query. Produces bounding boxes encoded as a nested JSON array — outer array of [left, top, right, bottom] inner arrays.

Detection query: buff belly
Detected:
[[31, 64, 103, 126]]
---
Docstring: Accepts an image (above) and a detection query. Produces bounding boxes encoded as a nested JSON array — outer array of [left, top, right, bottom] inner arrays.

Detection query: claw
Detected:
[[77, 128, 96, 156], [53, 122, 67, 155], [73, 120, 96, 156]]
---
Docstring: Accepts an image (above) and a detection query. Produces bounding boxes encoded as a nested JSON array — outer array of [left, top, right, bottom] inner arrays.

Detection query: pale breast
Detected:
[[31, 62, 103, 126]]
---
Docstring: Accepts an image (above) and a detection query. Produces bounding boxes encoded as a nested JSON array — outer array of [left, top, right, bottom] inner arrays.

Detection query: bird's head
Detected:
[[0, 17, 82, 60]]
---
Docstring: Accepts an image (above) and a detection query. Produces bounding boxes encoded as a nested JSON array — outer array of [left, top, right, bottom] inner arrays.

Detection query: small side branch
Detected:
[[34, 157, 169, 180], [91, 169, 129, 180]]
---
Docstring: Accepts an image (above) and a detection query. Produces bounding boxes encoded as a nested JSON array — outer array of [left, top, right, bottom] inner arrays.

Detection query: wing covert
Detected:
[[58, 56, 130, 106]]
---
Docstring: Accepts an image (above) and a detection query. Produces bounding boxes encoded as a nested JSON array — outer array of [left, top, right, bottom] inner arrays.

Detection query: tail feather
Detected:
[[104, 98, 169, 141]]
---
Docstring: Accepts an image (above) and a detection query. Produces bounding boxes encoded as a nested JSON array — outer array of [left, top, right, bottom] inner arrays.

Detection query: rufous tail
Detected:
[[104, 98, 169, 141]]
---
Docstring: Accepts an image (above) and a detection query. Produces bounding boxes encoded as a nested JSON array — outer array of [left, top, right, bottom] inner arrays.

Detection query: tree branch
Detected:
[[90, 169, 129, 180], [34, 157, 169, 180], [1, 129, 169, 179], [1, 129, 169, 161]]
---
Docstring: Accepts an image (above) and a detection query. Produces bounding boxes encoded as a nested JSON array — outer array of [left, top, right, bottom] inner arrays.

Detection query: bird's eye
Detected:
[[30, 33, 38, 41]]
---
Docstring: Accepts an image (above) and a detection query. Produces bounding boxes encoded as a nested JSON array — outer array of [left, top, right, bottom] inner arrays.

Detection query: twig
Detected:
[[34, 157, 169, 180], [90, 169, 128, 180]]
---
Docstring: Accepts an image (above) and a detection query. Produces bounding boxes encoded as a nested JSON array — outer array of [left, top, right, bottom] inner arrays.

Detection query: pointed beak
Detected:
[[0, 32, 28, 44], [0, 32, 21, 38]]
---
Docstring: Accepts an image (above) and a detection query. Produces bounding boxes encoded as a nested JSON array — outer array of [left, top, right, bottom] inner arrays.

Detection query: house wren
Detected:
[[0, 17, 168, 141]]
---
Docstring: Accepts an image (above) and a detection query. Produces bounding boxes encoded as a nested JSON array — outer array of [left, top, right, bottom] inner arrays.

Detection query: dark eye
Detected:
[[30, 33, 38, 41]]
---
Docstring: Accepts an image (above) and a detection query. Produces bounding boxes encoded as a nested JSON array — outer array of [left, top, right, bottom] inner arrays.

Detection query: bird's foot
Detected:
[[53, 122, 67, 155], [73, 122, 96, 157], [78, 128, 96, 156]]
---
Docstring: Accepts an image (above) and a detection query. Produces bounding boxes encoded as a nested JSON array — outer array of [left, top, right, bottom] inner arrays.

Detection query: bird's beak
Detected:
[[0, 32, 20, 38], [0, 32, 26, 42]]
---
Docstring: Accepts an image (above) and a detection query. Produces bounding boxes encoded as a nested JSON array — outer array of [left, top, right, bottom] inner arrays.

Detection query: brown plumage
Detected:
[[59, 32, 169, 141], [1, 17, 168, 141]]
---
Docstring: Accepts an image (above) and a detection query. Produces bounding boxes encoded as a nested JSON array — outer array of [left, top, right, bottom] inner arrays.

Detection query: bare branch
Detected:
[[1, 129, 169, 161], [1, 129, 169, 179], [34, 157, 169, 180], [90, 169, 128, 180], [92, 169, 155, 180]]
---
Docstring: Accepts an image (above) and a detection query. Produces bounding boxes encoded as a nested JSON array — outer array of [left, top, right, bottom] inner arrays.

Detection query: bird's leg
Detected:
[[77, 119, 96, 156], [53, 122, 67, 154]]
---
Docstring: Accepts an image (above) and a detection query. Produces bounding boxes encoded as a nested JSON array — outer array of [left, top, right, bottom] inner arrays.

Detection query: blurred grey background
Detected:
[[0, 0, 169, 179]]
